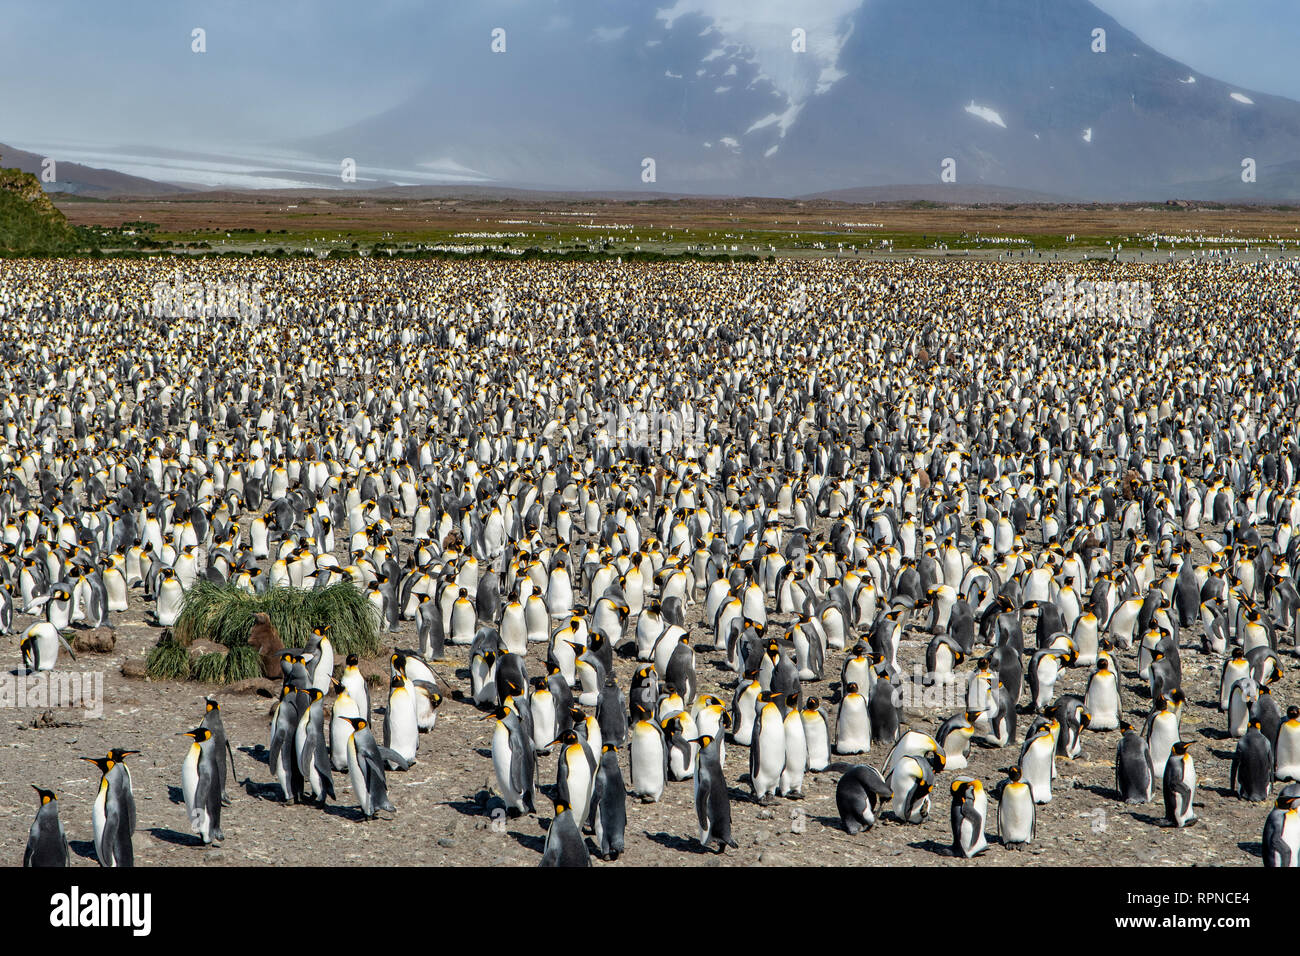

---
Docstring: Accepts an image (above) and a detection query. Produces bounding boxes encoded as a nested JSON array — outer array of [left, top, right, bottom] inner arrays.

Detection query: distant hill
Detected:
[[0, 143, 184, 197], [802, 184, 1073, 204], [1168, 160, 1300, 204], [295, 0, 1300, 199], [0, 154, 84, 253]]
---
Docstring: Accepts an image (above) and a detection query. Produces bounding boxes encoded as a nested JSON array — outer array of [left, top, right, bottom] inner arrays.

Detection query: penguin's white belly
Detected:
[[631, 735, 665, 800], [781, 720, 807, 793], [348, 738, 371, 815], [92, 787, 109, 864], [1021, 744, 1053, 803], [1000, 789, 1034, 843], [388, 694, 419, 761], [566, 755, 594, 822], [182, 748, 200, 821], [1084, 678, 1119, 729], [753, 720, 785, 792], [836, 700, 870, 754], [1148, 721, 1179, 780], [1276, 730, 1300, 781], [1277, 813, 1300, 865], [732, 697, 756, 745], [803, 717, 830, 771], [1034, 658, 1059, 706], [157, 583, 184, 627], [492, 723, 522, 807]]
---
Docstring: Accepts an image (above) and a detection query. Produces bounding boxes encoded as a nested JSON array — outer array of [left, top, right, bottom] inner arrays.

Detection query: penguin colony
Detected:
[[10, 255, 1300, 867]]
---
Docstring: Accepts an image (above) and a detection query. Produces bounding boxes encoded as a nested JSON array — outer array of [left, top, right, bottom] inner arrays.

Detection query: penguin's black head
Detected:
[[344, 716, 367, 731], [204, 697, 219, 712], [107, 748, 138, 762], [32, 786, 56, 804]]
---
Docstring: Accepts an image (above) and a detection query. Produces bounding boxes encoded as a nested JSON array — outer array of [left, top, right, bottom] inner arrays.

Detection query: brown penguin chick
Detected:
[[247, 612, 284, 679]]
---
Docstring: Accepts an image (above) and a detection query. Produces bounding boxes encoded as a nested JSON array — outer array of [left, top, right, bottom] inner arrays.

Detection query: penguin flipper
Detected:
[[225, 738, 239, 787], [104, 798, 133, 867], [365, 750, 395, 813], [509, 738, 533, 805], [200, 759, 223, 841], [378, 747, 410, 771], [121, 780, 137, 837], [57, 630, 78, 661]]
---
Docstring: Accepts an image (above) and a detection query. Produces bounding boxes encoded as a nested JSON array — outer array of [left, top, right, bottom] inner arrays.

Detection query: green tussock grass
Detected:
[[145, 639, 191, 681], [173, 580, 381, 656], [224, 645, 264, 683], [193, 651, 228, 684], [150, 581, 380, 683]]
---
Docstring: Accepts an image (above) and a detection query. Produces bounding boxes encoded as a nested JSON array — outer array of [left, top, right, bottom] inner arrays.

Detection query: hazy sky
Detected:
[[1090, 0, 1300, 101], [1, 0, 1296, 186]]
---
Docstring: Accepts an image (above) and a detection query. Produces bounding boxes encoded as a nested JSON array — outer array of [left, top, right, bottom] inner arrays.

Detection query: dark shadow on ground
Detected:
[[148, 826, 202, 847]]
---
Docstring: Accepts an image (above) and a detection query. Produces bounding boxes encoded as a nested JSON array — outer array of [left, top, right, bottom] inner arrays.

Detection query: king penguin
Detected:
[[1163, 741, 1198, 827], [589, 742, 627, 861], [950, 778, 989, 857], [997, 766, 1036, 848], [1231, 721, 1274, 802], [83, 750, 137, 867], [179, 726, 224, 844], [23, 787, 69, 867], [835, 764, 892, 834], [199, 696, 236, 806], [749, 692, 787, 804], [491, 702, 536, 816], [694, 732, 737, 852], [1115, 721, 1154, 804], [539, 801, 590, 867], [1262, 793, 1300, 867], [344, 716, 395, 819]]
